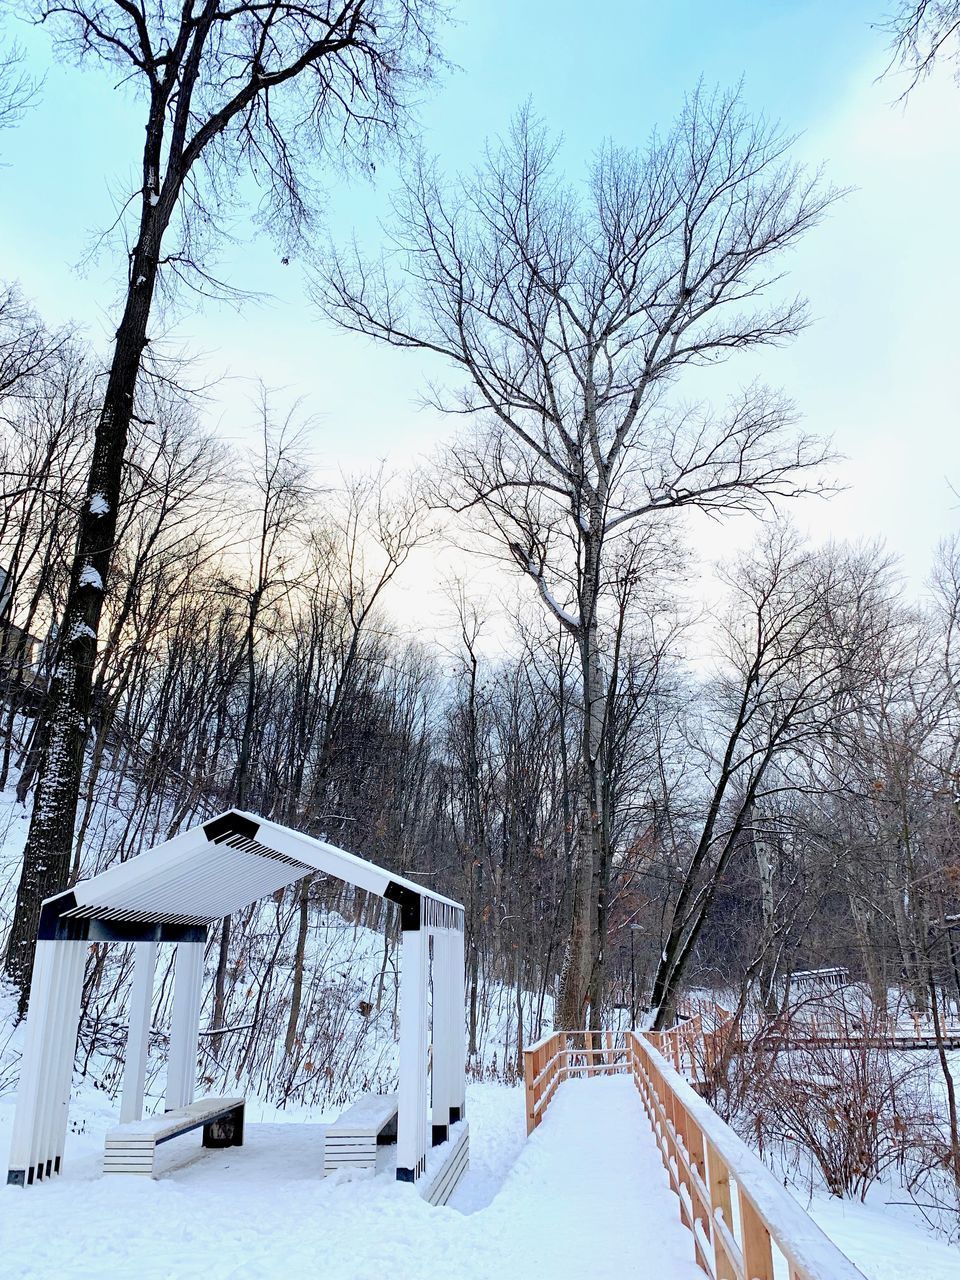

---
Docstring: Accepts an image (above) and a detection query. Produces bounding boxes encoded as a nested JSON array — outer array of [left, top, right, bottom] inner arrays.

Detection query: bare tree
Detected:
[[649, 532, 896, 1026], [317, 90, 837, 1027], [0, 285, 65, 403], [0, 34, 35, 135], [6, 0, 446, 1003], [281, 469, 429, 1060], [884, 2, 960, 90]]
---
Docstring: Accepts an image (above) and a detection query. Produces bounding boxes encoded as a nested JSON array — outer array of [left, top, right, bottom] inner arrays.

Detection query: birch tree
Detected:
[[5, 0, 445, 1003], [317, 90, 836, 1026]]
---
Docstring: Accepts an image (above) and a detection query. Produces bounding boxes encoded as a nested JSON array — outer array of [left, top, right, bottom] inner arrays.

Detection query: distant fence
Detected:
[[523, 1009, 867, 1280], [746, 1010, 960, 1052]]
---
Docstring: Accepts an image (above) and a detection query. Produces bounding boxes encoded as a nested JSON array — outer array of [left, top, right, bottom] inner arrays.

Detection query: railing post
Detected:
[[740, 1188, 775, 1280], [685, 1116, 710, 1272], [674, 1100, 693, 1230], [523, 1046, 536, 1135], [705, 1139, 737, 1280]]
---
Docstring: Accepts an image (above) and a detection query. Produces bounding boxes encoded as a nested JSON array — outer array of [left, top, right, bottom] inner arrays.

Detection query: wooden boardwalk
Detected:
[[523, 1026, 868, 1280]]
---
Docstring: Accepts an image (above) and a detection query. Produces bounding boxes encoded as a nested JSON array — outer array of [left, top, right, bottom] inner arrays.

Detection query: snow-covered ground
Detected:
[[0, 770, 958, 1276], [808, 1194, 959, 1280], [0, 1074, 704, 1280], [3, 1066, 957, 1280]]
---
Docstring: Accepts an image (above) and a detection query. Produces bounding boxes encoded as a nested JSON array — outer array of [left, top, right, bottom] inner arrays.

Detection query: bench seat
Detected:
[[104, 1096, 244, 1177], [323, 1092, 398, 1176]]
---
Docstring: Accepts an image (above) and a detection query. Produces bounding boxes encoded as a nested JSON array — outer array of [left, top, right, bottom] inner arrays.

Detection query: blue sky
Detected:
[[1, 1, 957, 627]]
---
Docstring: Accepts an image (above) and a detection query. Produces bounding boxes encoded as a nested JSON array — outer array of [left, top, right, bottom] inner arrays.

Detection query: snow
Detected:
[[0, 971, 955, 1280], [0, 1074, 702, 1279], [526, 559, 581, 630], [537, 582, 580, 631], [470, 1075, 702, 1278], [809, 1194, 960, 1280], [332, 1090, 397, 1129], [88, 493, 109, 516], [78, 564, 103, 591], [0, 766, 955, 1278]]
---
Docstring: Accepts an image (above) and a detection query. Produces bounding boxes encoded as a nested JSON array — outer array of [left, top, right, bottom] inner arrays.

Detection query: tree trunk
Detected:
[[284, 880, 311, 1057], [210, 914, 232, 1057], [5, 212, 163, 1009], [557, 597, 605, 1030], [928, 962, 960, 1187]]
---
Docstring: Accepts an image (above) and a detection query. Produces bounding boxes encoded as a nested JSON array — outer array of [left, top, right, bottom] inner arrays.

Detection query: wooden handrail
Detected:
[[523, 1030, 632, 1132], [628, 1031, 865, 1280], [522, 1017, 866, 1280]]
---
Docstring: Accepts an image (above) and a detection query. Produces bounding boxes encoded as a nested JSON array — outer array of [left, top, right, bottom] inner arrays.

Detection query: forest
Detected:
[[2, 267, 958, 1076], [1, 1, 959, 1270]]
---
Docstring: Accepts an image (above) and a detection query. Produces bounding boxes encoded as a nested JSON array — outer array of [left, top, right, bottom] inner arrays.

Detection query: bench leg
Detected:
[[203, 1105, 244, 1149]]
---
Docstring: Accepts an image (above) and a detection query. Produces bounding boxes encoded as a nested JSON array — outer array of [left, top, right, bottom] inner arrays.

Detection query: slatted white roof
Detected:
[[41, 810, 462, 934]]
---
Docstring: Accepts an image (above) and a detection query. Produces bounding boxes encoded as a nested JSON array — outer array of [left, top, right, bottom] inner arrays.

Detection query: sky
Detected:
[[1, 0, 958, 637]]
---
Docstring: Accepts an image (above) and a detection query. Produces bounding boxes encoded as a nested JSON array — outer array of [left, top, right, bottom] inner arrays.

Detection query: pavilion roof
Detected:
[[40, 810, 463, 936]]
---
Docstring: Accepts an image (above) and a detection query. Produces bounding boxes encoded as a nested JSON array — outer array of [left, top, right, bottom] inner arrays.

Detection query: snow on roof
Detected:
[[40, 809, 462, 934]]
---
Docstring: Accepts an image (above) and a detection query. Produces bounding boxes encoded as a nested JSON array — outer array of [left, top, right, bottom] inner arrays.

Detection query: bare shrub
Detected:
[[725, 995, 938, 1200]]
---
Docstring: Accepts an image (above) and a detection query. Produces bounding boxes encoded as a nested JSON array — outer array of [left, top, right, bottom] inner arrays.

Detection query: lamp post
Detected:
[[628, 925, 643, 1030]]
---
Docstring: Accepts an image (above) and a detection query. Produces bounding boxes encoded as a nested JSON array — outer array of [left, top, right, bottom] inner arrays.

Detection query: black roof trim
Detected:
[[203, 812, 260, 844], [37, 891, 78, 940], [384, 880, 421, 930]]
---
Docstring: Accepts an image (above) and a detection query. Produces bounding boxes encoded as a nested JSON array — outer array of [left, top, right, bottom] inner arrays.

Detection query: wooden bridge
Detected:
[[674, 996, 960, 1055], [523, 1015, 868, 1280], [742, 1009, 960, 1053]]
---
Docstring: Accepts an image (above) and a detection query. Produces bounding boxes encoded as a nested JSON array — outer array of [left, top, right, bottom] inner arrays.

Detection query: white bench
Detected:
[[104, 1096, 245, 1177], [421, 1120, 469, 1206], [323, 1092, 398, 1176]]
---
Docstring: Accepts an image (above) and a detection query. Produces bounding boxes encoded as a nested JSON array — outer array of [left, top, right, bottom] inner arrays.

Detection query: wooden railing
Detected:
[[522, 1017, 866, 1280], [628, 1030, 865, 1280], [523, 1029, 630, 1133], [645, 998, 735, 1086], [745, 1008, 960, 1052]]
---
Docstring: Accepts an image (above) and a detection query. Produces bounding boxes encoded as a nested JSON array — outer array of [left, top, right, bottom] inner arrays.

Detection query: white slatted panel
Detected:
[[166, 942, 203, 1109], [396, 926, 430, 1181], [65, 811, 462, 927], [7, 940, 85, 1186]]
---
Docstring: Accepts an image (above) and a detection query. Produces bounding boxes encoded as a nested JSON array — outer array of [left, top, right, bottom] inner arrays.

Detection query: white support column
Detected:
[[430, 929, 454, 1145], [121, 941, 157, 1123], [396, 924, 429, 1182], [39, 939, 85, 1183], [7, 939, 85, 1186], [450, 927, 466, 1122], [166, 941, 203, 1111]]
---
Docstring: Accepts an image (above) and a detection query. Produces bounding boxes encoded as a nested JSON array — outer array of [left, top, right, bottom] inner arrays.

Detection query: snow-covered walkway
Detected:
[[457, 1074, 703, 1279], [0, 1075, 702, 1280]]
